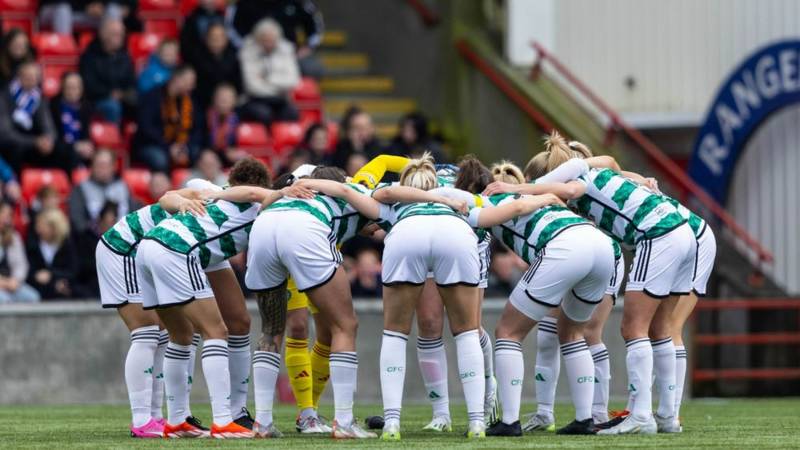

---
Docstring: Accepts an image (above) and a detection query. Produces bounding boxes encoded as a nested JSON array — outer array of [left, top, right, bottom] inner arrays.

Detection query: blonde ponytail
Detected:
[[399, 151, 437, 191], [490, 160, 525, 184], [523, 131, 595, 181]]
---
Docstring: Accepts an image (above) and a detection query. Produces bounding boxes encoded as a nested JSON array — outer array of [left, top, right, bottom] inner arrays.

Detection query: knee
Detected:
[[416, 316, 443, 338], [494, 323, 520, 342], [648, 319, 672, 341], [287, 317, 309, 339], [558, 325, 585, 344], [203, 319, 228, 341], [226, 313, 251, 336]]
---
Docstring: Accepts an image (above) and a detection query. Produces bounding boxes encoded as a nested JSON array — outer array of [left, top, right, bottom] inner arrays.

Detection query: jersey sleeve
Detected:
[[430, 186, 479, 207], [186, 178, 222, 191], [466, 207, 482, 228], [534, 158, 590, 184], [352, 155, 410, 188], [378, 203, 396, 224]]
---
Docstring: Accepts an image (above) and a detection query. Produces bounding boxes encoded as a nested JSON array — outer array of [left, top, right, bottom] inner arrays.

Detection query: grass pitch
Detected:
[[1, 399, 798, 449]]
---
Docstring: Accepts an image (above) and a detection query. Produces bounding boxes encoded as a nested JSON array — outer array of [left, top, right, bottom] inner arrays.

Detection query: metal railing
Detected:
[[529, 41, 773, 264]]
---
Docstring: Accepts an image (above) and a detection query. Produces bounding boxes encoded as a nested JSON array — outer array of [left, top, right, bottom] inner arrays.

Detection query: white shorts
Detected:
[[605, 253, 625, 301], [426, 232, 491, 288], [136, 239, 214, 310], [245, 210, 342, 292], [692, 225, 717, 296], [382, 215, 480, 286], [97, 242, 142, 307], [509, 225, 614, 322], [626, 223, 697, 298]]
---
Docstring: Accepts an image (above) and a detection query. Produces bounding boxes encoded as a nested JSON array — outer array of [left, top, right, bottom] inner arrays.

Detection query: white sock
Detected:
[[535, 317, 559, 418], [652, 337, 676, 418], [201, 339, 232, 426], [329, 352, 358, 426], [479, 329, 494, 396], [561, 339, 594, 421], [455, 329, 485, 425], [625, 338, 653, 420], [381, 331, 408, 427], [675, 345, 687, 416], [590, 343, 611, 420], [253, 351, 280, 426], [228, 335, 251, 419], [185, 333, 200, 416], [150, 330, 168, 420], [164, 342, 191, 425], [125, 325, 159, 427], [417, 336, 450, 418], [495, 339, 523, 424]]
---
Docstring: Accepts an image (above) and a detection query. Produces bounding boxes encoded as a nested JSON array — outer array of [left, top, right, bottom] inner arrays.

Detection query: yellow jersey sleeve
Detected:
[[352, 155, 411, 188]]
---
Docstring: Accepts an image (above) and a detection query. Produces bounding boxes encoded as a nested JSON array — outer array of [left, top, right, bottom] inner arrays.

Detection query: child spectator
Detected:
[[187, 149, 228, 186], [79, 18, 136, 124], [388, 111, 447, 162], [0, 62, 57, 173], [205, 83, 248, 165], [0, 202, 40, 303], [68, 150, 133, 235], [134, 66, 202, 171], [50, 72, 95, 170], [0, 29, 36, 85], [239, 18, 300, 124], [26, 207, 78, 300], [331, 106, 383, 169], [138, 39, 180, 94], [192, 22, 242, 109]]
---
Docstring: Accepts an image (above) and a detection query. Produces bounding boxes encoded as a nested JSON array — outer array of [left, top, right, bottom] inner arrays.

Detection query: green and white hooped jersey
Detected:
[[101, 204, 170, 255], [469, 193, 591, 264], [572, 168, 686, 248], [144, 200, 260, 268], [262, 182, 371, 246], [379, 200, 464, 227], [664, 196, 706, 238]]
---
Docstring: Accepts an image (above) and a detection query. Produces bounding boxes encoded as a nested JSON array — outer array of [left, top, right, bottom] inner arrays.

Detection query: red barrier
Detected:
[[694, 368, 800, 381]]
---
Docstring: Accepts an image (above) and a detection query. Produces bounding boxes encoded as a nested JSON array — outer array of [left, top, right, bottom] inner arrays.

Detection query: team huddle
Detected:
[[96, 131, 716, 440]]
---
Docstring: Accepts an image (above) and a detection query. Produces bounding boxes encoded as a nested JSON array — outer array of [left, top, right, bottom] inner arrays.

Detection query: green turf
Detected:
[[1, 399, 798, 449]]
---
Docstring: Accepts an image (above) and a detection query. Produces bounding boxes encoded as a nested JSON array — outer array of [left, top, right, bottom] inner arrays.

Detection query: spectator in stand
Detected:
[[72, 200, 118, 298], [0, 29, 36, 86], [344, 152, 368, 178], [191, 23, 242, 109], [27, 185, 62, 236], [146, 171, 171, 204], [230, 0, 324, 78], [26, 207, 78, 300], [187, 149, 228, 186], [388, 111, 447, 162], [205, 83, 247, 166], [39, 0, 108, 35], [284, 147, 313, 173], [79, 18, 136, 124], [138, 39, 180, 94], [134, 66, 202, 171], [0, 202, 40, 303], [330, 106, 383, 169], [239, 18, 300, 125], [180, 0, 224, 67], [0, 158, 21, 204], [68, 149, 134, 235], [0, 62, 58, 174], [50, 72, 95, 170], [293, 121, 328, 164]]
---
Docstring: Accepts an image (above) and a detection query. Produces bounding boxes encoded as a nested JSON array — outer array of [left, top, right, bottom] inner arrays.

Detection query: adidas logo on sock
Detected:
[[535, 373, 546, 382], [428, 391, 441, 399], [294, 370, 310, 379]]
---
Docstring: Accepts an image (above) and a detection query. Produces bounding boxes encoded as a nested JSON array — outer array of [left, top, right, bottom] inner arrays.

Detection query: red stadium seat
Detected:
[[236, 122, 273, 158], [71, 167, 89, 184], [143, 19, 179, 38], [77, 31, 94, 51], [292, 77, 321, 103], [299, 108, 322, 126], [179, 0, 224, 15], [171, 168, 191, 188], [32, 33, 78, 57], [1, 17, 34, 35], [139, 0, 177, 11], [325, 121, 339, 152], [0, 0, 36, 11], [41, 64, 69, 97], [270, 121, 304, 154], [128, 32, 163, 60], [89, 121, 124, 150], [123, 169, 152, 204], [21, 168, 71, 204]]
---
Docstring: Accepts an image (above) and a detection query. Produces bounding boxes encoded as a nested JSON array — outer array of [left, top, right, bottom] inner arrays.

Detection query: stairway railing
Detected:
[[528, 41, 772, 264]]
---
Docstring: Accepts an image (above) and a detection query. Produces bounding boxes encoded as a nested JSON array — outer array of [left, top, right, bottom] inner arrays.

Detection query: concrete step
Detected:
[[320, 30, 347, 48], [320, 51, 369, 75], [323, 97, 417, 119], [320, 76, 395, 94]]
